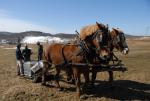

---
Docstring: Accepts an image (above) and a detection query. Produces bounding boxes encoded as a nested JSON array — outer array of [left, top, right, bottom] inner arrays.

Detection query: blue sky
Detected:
[[0, 0, 150, 36]]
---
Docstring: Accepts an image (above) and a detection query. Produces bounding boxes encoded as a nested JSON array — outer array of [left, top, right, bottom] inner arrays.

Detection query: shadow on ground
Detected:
[[37, 76, 150, 100], [83, 80, 150, 100]]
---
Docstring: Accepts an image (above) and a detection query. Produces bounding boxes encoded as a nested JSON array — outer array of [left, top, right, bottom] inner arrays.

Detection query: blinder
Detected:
[[113, 31, 128, 49], [91, 29, 110, 60], [76, 28, 110, 61], [94, 29, 109, 48]]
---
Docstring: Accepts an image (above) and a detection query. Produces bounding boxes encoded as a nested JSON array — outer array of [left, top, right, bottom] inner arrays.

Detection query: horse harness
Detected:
[[59, 29, 111, 68], [43, 28, 127, 70]]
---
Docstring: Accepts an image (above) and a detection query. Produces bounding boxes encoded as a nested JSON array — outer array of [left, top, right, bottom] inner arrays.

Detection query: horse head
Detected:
[[110, 28, 129, 55], [79, 22, 110, 61]]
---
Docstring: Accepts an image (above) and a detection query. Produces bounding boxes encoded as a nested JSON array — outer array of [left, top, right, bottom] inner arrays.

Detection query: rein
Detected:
[[75, 30, 90, 55]]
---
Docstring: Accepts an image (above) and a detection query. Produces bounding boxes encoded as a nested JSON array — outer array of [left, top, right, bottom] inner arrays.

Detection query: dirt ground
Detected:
[[0, 39, 150, 101]]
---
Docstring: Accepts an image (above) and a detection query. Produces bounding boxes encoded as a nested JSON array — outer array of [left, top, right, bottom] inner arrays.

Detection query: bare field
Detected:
[[0, 39, 150, 101]]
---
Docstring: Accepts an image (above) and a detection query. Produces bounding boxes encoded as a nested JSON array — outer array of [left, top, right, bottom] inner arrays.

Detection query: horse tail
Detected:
[[42, 50, 46, 61], [61, 43, 73, 67], [43, 47, 52, 68]]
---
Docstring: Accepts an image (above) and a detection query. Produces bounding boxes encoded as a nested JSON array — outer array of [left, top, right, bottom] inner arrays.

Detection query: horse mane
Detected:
[[112, 28, 123, 33], [79, 23, 104, 40], [110, 28, 124, 38]]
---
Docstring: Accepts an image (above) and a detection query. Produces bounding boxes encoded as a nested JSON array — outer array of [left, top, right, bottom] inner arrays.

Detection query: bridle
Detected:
[[77, 29, 111, 62], [91, 29, 110, 56], [110, 30, 127, 52]]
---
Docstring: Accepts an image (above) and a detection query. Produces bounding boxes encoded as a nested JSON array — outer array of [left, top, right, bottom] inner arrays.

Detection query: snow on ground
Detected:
[[132, 36, 150, 40], [3, 47, 32, 50], [21, 36, 69, 44], [139, 36, 150, 40]]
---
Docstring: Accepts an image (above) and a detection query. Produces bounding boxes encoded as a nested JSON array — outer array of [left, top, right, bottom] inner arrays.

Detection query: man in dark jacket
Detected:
[[22, 44, 32, 62], [16, 43, 24, 76], [37, 42, 43, 61]]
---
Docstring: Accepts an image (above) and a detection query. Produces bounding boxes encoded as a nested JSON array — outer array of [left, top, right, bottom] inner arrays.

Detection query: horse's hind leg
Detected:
[[82, 68, 90, 94], [83, 68, 89, 87], [91, 67, 98, 86], [66, 67, 72, 81], [41, 72, 46, 85], [108, 71, 113, 82], [54, 67, 62, 91], [66, 67, 75, 84], [41, 62, 49, 86], [72, 67, 81, 97]]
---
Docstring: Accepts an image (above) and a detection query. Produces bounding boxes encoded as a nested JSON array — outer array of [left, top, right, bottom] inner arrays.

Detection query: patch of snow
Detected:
[[3, 47, 32, 50], [135, 36, 150, 40], [0, 46, 4, 48], [3, 47, 16, 50], [21, 36, 69, 44]]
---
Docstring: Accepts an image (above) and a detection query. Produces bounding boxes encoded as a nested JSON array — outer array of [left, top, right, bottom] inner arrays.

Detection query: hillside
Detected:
[[0, 31, 147, 44], [0, 31, 74, 44]]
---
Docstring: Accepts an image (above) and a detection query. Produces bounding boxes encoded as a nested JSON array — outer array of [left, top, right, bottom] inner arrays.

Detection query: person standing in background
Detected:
[[37, 42, 43, 61], [22, 44, 32, 62], [16, 43, 24, 76]]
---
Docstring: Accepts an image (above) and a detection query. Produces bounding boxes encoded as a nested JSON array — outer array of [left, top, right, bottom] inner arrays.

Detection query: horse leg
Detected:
[[41, 61, 50, 86], [71, 73, 75, 84], [91, 67, 98, 86], [66, 67, 75, 84], [41, 74, 46, 85], [72, 67, 81, 97], [41, 67, 47, 86], [83, 68, 89, 87], [82, 68, 90, 93], [108, 71, 113, 82], [66, 67, 72, 81], [54, 67, 62, 91]]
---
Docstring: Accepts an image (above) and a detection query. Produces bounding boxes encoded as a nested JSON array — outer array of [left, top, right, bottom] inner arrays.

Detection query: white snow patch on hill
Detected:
[[21, 36, 69, 44]]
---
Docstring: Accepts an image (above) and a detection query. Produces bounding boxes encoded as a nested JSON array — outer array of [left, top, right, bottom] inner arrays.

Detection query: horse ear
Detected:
[[96, 21, 100, 25], [112, 28, 117, 31], [96, 21, 102, 28], [106, 24, 109, 29], [112, 28, 119, 34]]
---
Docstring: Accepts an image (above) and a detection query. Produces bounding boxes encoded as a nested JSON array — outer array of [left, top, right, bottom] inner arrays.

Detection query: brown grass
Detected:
[[0, 39, 150, 101]]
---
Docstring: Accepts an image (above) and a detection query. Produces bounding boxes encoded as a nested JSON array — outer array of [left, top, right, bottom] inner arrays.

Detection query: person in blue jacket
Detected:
[[16, 43, 24, 76]]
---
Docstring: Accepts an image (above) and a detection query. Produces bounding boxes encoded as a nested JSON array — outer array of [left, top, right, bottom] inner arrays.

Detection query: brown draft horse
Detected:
[[91, 28, 129, 85], [108, 28, 129, 82], [42, 22, 109, 97]]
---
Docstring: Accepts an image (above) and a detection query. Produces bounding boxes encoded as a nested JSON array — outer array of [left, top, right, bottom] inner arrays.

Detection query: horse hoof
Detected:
[[109, 78, 114, 83], [67, 77, 71, 81], [80, 95, 88, 100], [32, 77, 40, 83], [57, 87, 63, 91], [41, 82, 46, 86], [89, 82, 95, 87], [76, 93, 81, 98], [71, 79, 75, 84]]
